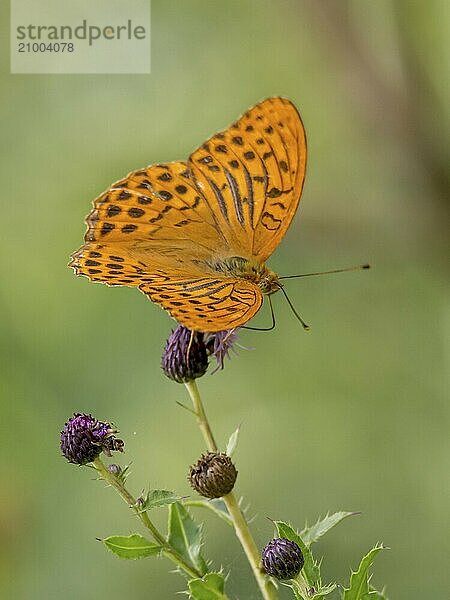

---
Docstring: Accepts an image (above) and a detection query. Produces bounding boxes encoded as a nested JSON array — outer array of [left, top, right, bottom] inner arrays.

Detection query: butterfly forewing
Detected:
[[189, 97, 306, 262], [80, 161, 224, 249]]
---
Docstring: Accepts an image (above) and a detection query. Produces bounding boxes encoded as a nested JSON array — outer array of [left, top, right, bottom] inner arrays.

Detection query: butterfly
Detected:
[[70, 97, 307, 333]]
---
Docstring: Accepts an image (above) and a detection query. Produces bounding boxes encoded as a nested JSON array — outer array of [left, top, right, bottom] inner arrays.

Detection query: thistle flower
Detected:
[[262, 537, 304, 580], [60, 413, 124, 465], [161, 325, 208, 383], [205, 328, 239, 370], [188, 452, 237, 498]]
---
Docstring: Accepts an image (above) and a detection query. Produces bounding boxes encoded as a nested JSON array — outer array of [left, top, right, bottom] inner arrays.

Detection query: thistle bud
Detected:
[[60, 413, 124, 465], [262, 538, 304, 580], [107, 464, 122, 476], [188, 452, 237, 498], [135, 496, 146, 511], [162, 325, 208, 383]]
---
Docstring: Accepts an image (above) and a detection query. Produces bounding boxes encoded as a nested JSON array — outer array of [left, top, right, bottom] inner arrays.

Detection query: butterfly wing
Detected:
[[70, 160, 262, 331], [71, 241, 262, 332], [139, 276, 262, 332], [74, 161, 226, 250], [188, 97, 307, 262]]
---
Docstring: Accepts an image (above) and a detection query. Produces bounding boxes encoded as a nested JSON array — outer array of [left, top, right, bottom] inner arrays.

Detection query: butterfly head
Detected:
[[257, 267, 281, 295]]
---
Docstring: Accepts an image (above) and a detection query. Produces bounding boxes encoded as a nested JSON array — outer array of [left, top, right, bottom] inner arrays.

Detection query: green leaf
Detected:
[[184, 498, 232, 526], [226, 426, 240, 457], [311, 583, 337, 598], [168, 502, 208, 575], [301, 512, 357, 546], [188, 573, 228, 599], [287, 578, 336, 600], [102, 534, 162, 559], [343, 544, 385, 600], [275, 522, 321, 589], [139, 489, 180, 511], [362, 592, 387, 600], [361, 585, 388, 599], [114, 462, 132, 485]]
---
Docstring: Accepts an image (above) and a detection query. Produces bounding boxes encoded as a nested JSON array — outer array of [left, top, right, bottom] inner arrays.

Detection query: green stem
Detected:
[[186, 379, 218, 451], [184, 380, 279, 600], [92, 457, 201, 580], [291, 573, 310, 598]]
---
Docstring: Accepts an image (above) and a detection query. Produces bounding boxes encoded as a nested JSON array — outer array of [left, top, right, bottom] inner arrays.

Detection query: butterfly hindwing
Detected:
[[70, 243, 148, 287], [139, 276, 263, 332]]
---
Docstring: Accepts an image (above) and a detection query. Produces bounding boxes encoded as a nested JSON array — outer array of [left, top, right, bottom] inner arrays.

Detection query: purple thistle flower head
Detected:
[[262, 537, 304, 580], [60, 413, 124, 465], [161, 325, 209, 383], [205, 328, 239, 371]]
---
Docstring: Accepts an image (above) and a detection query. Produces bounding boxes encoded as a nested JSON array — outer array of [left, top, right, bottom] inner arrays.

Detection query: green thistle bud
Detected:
[[135, 496, 146, 511], [188, 452, 237, 498]]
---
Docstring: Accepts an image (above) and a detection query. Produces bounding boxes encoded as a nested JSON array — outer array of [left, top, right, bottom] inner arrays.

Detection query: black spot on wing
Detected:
[[261, 211, 282, 231]]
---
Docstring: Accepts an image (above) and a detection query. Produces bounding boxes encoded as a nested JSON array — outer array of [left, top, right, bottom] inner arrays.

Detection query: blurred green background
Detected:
[[1, 1, 448, 599]]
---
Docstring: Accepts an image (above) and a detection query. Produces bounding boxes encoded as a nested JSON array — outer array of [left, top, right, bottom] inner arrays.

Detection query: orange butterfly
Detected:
[[70, 97, 307, 332]]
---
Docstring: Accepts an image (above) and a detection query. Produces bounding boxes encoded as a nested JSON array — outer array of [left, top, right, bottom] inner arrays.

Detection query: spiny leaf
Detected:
[[275, 521, 321, 589], [168, 501, 208, 575], [115, 462, 132, 485], [188, 573, 228, 599], [301, 512, 358, 546], [184, 498, 232, 526], [311, 583, 337, 598], [287, 578, 336, 600], [343, 544, 385, 600], [365, 584, 388, 599], [139, 489, 180, 511], [102, 534, 161, 559], [362, 590, 388, 600], [226, 426, 240, 457]]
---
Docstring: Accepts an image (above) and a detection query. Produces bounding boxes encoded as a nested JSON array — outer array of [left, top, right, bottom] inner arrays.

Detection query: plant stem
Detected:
[[222, 492, 278, 598], [184, 380, 279, 600], [92, 457, 201, 580], [291, 573, 310, 598], [186, 379, 218, 451]]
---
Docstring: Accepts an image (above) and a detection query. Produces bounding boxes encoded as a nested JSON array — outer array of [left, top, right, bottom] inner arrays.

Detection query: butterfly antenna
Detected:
[[279, 264, 371, 280], [278, 285, 310, 331], [242, 294, 276, 331]]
